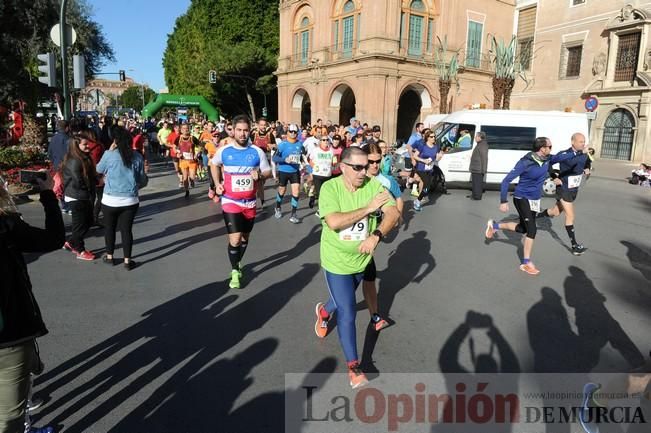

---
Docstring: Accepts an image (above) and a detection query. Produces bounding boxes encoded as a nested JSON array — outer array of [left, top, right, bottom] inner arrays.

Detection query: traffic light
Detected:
[[37, 53, 56, 87], [119, 70, 126, 82], [209, 70, 217, 84]]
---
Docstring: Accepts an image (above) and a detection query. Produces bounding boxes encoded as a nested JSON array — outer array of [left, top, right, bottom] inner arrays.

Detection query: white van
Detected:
[[435, 110, 589, 184]]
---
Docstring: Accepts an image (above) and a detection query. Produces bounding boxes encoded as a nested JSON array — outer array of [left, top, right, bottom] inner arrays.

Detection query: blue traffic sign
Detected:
[[585, 96, 599, 112]]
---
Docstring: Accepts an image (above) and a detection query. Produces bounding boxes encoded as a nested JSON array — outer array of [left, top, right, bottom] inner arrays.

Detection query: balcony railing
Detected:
[[285, 42, 494, 73]]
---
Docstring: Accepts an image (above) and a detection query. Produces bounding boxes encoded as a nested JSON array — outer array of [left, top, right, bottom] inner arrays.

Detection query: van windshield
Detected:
[[436, 122, 476, 153]]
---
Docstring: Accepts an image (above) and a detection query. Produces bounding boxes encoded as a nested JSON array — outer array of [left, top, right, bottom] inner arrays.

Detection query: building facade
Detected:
[[512, 0, 651, 162], [78, 76, 140, 114], [276, 0, 516, 144]]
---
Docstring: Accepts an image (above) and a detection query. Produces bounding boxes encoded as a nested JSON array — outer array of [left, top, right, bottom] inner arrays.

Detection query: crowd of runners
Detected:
[[0, 108, 604, 433], [32, 112, 596, 391]]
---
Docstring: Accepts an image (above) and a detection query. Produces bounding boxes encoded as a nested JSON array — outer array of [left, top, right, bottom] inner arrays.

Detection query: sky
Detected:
[[86, 0, 191, 92]]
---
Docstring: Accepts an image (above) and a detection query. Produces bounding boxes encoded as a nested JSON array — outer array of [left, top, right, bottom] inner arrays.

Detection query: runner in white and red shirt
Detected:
[[211, 115, 271, 289]]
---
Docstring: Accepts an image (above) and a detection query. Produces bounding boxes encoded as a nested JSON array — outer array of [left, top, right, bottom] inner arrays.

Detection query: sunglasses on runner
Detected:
[[368, 158, 381, 165], [342, 162, 369, 172], [320, 138, 329, 142]]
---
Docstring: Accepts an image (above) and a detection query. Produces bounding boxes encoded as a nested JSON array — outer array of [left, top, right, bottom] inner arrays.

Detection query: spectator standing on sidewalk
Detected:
[[469, 132, 489, 200], [47, 120, 70, 214]]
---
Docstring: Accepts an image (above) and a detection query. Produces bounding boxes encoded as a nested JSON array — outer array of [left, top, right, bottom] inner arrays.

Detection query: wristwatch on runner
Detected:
[[371, 229, 384, 242]]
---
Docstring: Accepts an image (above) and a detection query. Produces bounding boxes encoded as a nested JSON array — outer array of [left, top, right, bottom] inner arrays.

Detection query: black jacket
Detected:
[[63, 157, 95, 201], [0, 190, 65, 348]]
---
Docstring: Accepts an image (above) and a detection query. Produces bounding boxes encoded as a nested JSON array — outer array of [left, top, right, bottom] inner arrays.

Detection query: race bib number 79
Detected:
[[339, 218, 368, 241], [231, 175, 254, 192]]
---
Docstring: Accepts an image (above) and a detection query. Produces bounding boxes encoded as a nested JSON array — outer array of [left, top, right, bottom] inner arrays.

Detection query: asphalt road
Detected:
[[16, 162, 651, 433]]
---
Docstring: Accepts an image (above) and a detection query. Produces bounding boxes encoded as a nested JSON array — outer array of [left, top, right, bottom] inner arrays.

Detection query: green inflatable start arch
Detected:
[[141, 94, 219, 121]]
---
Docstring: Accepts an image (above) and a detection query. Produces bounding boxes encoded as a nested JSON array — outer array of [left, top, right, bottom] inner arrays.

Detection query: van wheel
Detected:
[[542, 177, 557, 197]]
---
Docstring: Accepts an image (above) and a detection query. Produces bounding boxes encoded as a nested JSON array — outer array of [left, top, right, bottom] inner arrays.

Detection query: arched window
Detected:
[[400, 0, 435, 56], [333, 1, 361, 58], [293, 15, 312, 65]]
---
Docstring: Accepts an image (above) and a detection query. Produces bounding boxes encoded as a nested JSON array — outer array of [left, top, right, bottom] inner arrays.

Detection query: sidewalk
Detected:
[[592, 158, 639, 181]]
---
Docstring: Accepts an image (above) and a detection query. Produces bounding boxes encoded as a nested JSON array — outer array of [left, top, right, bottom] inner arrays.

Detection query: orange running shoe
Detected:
[[348, 362, 369, 389], [519, 262, 540, 275], [314, 302, 329, 338]]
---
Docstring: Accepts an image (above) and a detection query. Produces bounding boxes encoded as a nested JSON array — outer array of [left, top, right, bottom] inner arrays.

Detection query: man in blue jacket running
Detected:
[[484, 137, 575, 275]]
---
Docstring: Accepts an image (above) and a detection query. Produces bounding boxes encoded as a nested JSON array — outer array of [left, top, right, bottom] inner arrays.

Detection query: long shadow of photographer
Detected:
[[431, 311, 520, 433]]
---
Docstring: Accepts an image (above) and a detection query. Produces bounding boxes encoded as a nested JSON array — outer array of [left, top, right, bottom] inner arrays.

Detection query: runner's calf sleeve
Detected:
[[291, 196, 299, 210], [239, 241, 248, 261], [228, 243, 241, 269], [276, 192, 284, 206], [565, 225, 577, 245]]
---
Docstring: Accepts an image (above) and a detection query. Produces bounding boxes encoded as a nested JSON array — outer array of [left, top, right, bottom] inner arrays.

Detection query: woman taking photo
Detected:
[[0, 172, 63, 433], [62, 136, 97, 260], [96, 126, 147, 270]]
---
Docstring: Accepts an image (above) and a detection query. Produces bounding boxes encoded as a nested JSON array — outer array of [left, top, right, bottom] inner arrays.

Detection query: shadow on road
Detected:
[[431, 311, 520, 433], [527, 267, 644, 373], [621, 240, 651, 283], [33, 263, 320, 433], [360, 230, 436, 373]]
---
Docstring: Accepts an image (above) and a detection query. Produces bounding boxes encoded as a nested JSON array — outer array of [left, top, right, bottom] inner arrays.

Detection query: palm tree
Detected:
[[488, 35, 525, 109], [433, 36, 461, 114]]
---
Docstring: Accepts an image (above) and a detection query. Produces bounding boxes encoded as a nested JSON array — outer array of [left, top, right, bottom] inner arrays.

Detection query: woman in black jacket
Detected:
[[0, 173, 64, 433], [62, 136, 97, 261]]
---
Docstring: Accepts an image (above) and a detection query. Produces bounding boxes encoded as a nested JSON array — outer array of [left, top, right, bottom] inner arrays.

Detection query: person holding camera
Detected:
[[0, 172, 64, 433], [62, 136, 97, 261]]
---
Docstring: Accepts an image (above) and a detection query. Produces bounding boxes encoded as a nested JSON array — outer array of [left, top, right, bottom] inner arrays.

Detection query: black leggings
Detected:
[[94, 186, 104, 221], [416, 171, 435, 200], [513, 197, 537, 239], [312, 175, 331, 200], [102, 203, 139, 258], [69, 199, 93, 252]]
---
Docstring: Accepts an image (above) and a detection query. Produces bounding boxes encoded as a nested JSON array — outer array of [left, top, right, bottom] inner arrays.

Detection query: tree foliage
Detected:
[[0, 0, 115, 109], [120, 85, 157, 111], [163, 0, 279, 119]]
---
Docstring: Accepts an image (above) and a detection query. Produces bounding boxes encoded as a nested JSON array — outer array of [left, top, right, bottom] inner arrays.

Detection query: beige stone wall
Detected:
[[277, 0, 515, 144], [511, 1, 651, 161]]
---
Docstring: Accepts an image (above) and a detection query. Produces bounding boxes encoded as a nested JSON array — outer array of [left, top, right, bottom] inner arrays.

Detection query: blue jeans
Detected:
[[323, 270, 364, 363]]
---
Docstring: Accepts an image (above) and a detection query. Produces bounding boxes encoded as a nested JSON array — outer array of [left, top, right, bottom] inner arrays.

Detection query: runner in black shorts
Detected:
[[211, 115, 271, 289], [485, 137, 575, 275], [272, 124, 304, 224], [537, 133, 591, 255]]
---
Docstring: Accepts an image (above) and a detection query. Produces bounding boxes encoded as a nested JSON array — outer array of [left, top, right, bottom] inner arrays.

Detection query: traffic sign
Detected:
[[50, 24, 77, 47], [585, 96, 599, 112]]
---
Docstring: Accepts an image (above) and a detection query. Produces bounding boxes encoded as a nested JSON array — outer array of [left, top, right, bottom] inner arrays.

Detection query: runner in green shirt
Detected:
[[313, 146, 399, 389]]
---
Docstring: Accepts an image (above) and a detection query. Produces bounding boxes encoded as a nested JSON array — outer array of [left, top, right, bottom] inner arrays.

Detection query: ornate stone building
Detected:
[[78, 76, 138, 113], [276, 0, 516, 143], [512, 0, 651, 162]]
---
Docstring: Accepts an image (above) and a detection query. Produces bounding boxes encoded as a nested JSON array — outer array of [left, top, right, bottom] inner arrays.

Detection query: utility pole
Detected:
[[60, 0, 71, 120]]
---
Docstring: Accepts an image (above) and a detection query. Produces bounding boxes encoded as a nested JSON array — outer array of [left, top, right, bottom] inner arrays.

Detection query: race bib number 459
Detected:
[[231, 175, 254, 192], [339, 218, 368, 241]]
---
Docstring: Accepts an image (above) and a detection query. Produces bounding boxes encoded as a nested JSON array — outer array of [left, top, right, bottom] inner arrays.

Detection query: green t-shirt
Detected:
[[158, 128, 171, 144], [319, 176, 395, 275]]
